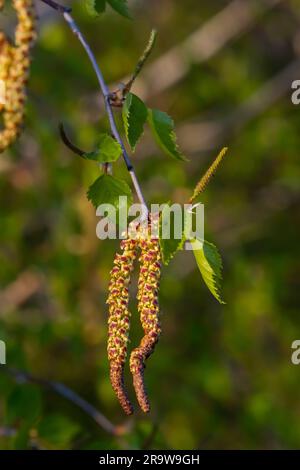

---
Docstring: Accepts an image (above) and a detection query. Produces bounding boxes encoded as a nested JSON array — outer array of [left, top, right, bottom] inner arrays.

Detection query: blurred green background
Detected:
[[1, 0, 300, 450]]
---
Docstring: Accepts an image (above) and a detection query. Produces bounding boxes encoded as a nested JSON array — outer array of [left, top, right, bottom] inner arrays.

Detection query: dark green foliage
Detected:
[[106, 0, 131, 19], [38, 415, 80, 448], [148, 109, 187, 162], [87, 173, 132, 210], [85, 0, 130, 18]]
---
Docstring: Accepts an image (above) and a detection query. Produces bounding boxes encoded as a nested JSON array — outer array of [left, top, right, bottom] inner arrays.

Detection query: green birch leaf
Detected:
[[85, 0, 106, 16], [87, 174, 132, 211], [83, 134, 122, 163], [122, 93, 148, 151], [148, 109, 187, 162], [191, 239, 225, 304], [106, 0, 131, 18]]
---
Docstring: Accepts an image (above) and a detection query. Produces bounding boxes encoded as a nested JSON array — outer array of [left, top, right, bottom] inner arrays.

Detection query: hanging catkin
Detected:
[[130, 236, 161, 413], [0, 0, 36, 152], [107, 218, 162, 414], [107, 238, 138, 415]]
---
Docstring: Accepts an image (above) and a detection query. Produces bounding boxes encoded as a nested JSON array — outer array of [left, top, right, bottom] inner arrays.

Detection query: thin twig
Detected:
[[59, 124, 113, 175], [5, 367, 127, 437], [62, 11, 147, 209], [38, 0, 148, 210], [110, 29, 157, 107]]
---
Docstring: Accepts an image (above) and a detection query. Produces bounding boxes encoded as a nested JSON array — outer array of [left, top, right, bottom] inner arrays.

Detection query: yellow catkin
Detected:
[[0, 0, 36, 152], [0, 33, 12, 113], [189, 147, 228, 203], [129, 225, 161, 413], [107, 238, 138, 415]]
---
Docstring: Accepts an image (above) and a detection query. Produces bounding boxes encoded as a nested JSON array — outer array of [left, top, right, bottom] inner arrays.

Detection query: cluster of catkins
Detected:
[[107, 220, 161, 414], [0, 0, 36, 152]]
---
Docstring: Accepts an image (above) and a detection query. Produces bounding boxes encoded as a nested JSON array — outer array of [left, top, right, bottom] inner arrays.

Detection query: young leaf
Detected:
[[190, 147, 228, 203], [148, 109, 187, 162], [106, 0, 131, 18], [85, 0, 106, 16], [83, 134, 122, 163], [191, 239, 225, 304], [87, 174, 132, 211], [123, 93, 148, 151], [125, 30, 157, 91], [159, 205, 184, 265]]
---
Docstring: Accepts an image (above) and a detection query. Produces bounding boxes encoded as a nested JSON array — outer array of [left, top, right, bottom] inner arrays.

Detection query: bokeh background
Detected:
[[1, 0, 300, 449]]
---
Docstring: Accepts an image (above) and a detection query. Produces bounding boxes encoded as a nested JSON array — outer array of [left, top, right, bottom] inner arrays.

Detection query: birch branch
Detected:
[[6, 367, 128, 437], [38, 0, 148, 210]]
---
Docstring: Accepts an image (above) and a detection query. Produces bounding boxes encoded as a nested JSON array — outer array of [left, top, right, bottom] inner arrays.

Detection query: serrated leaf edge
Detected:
[[191, 239, 225, 304]]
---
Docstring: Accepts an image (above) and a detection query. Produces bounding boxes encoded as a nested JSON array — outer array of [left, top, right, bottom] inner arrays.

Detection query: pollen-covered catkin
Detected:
[[0, 33, 12, 114], [130, 236, 161, 413], [107, 238, 138, 415], [0, 0, 36, 152]]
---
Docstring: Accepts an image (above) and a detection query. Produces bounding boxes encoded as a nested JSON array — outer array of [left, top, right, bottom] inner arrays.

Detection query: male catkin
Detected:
[[130, 236, 161, 413], [107, 221, 162, 414], [0, 0, 36, 152]]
